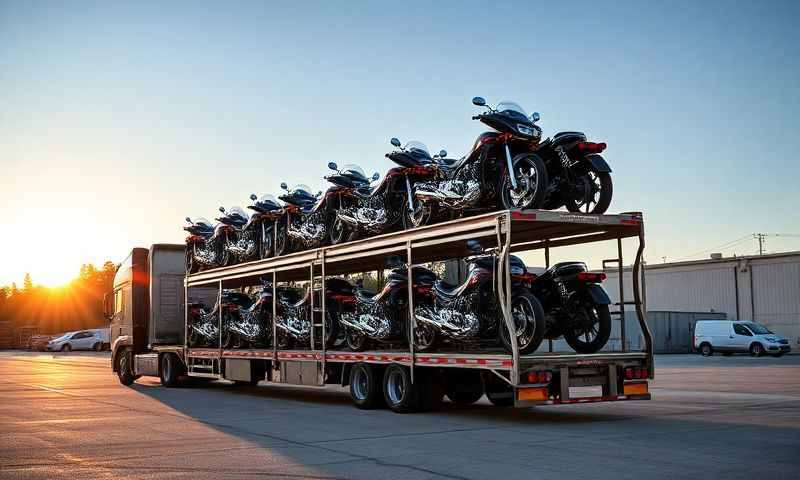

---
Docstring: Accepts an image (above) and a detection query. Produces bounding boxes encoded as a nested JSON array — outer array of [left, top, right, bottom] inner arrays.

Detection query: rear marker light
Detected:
[[527, 370, 553, 384]]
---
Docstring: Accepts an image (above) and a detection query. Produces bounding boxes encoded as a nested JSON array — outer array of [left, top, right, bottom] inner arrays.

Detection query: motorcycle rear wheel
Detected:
[[564, 170, 613, 214], [329, 217, 352, 245], [563, 303, 612, 354], [499, 291, 546, 355], [413, 322, 438, 352], [500, 153, 548, 210]]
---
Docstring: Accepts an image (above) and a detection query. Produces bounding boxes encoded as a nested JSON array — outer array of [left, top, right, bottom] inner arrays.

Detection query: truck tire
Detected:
[[117, 350, 135, 386], [349, 363, 383, 409], [160, 353, 183, 387], [383, 364, 422, 413], [484, 372, 514, 407]]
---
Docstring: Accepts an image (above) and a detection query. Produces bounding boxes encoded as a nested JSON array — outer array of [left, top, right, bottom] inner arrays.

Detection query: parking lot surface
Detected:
[[1, 352, 798, 479]]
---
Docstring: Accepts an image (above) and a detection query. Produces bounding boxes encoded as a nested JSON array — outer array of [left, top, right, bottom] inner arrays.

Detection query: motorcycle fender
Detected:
[[584, 153, 612, 173], [585, 284, 611, 305]]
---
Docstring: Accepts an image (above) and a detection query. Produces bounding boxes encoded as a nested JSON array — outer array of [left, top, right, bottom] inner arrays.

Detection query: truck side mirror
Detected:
[[103, 293, 113, 321]]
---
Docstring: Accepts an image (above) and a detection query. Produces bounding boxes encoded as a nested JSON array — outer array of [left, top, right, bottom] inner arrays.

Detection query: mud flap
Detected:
[[585, 153, 612, 173]]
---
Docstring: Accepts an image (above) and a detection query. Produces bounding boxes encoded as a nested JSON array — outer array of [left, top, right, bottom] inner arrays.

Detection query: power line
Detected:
[[673, 235, 752, 262]]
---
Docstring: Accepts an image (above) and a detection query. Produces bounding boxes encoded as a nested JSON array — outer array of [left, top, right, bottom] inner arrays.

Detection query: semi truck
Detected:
[[107, 209, 653, 413]]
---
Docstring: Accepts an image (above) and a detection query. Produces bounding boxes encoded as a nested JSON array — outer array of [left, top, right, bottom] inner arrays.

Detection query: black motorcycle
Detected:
[[528, 262, 612, 353], [337, 258, 439, 351], [187, 299, 220, 347], [222, 282, 276, 349], [406, 98, 549, 228], [221, 195, 284, 264], [533, 130, 613, 214], [184, 207, 247, 273], [328, 140, 439, 243], [277, 183, 341, 253], [414, 241, 545, 355], [273, 278, 354, 349]]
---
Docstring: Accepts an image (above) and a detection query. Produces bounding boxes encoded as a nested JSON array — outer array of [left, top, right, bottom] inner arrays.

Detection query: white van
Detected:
[[694, 320, 791, 357]]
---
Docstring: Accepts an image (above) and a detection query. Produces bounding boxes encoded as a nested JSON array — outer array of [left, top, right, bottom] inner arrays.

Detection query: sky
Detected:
[[1, 0, 799, 285]]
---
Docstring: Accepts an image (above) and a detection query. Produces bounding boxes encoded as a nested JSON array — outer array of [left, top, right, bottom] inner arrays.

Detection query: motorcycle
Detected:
[[183, 206, 247, 273], [337, 257, 439, 351], [328, 140, 440, 243], [277, 183, 338, 253], [532, 130, 613, 214], [406, 97, 549, 228], [273, 277, 354, 349], [414, 241, 546, 355], [222, 281, 276, 349], [223, 194, 284, 264], [528, 262, 612, 353]]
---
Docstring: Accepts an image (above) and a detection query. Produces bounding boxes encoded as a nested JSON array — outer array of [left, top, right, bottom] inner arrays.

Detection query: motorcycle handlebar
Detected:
[[471, 115, 481, 120]]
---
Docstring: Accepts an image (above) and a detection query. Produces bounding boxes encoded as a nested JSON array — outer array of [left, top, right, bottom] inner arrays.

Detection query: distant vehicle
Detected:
[[28, 335, 55, 351], [47, 330, 106, 352], [694, 320, 791, 357]]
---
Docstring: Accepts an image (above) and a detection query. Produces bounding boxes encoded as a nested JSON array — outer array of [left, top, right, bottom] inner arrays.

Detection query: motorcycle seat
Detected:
[[355, 287, 388, 303], [433, 279, 469, 298]]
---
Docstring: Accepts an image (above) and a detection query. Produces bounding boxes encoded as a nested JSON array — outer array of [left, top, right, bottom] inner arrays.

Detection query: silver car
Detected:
[[47, 331, 105, 352]]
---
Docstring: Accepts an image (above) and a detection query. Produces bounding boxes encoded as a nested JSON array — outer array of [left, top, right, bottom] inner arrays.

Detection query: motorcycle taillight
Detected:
[[577, 272, 606, 282], [577, 141, 607, 154]]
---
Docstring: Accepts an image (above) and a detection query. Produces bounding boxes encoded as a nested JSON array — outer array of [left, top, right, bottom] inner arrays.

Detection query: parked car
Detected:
[[694, 320, 791, 357], [47, 330, 106, 352]]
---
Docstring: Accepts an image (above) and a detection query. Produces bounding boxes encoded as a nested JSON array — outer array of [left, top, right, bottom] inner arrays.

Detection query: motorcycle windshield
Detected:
[[496, 101, 528, 118], [257, 194, 282, 211], [340, 164, 369, 183], [291, 184, 314, 197], [189, 217, 213, 229], [228, 206, 248, 220], [405, 141, 431, 158]]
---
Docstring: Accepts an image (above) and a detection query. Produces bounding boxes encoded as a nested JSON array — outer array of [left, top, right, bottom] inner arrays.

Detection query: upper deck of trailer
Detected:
[[185, 209, 644, 287]]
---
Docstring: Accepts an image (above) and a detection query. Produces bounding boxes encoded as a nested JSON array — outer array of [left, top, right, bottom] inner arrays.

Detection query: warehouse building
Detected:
[[603, 251, 800, 352]]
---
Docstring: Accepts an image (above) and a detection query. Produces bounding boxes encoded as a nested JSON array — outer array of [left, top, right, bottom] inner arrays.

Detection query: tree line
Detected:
[[0, 262, 117, 335]]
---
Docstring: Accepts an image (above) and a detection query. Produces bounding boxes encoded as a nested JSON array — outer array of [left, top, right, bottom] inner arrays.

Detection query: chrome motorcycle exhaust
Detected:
[[338, 312, 392, 339], [415, 307, 480, 340]]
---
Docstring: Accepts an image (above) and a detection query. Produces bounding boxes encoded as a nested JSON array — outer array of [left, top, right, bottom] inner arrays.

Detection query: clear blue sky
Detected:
[[1, 0, 799, 284]]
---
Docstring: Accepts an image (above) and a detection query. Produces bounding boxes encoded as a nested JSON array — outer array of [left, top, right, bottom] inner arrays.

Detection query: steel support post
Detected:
[[632, 223, 653, 377], [545, 241, 553, 353], [309, 263, 315, 351], [617, 238, 626, 352], [320, 250, 326, 374], [406, 240, 415, 383], [218, 279, 223, 372], [272, 271, 277, 362]]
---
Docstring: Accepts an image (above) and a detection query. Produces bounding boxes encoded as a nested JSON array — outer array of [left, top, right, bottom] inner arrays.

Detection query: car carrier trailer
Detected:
[[109, 209, 653, 412]]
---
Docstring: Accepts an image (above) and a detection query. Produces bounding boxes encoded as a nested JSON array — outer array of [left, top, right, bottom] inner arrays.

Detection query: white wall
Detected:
[[604, 253, 800, 349]]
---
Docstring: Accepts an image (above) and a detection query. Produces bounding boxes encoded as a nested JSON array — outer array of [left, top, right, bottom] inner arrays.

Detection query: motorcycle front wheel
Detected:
[[500, 153, 548, 210], [564, 170, 613, 214], [259, 229, 273, 259], [413, 321, 438, 352], [274, 223, 289, 257], [404, 202, 436, 230], [563, 303, 612, 353], [499, 291, 546, 355], [329, 217, 352, 245]]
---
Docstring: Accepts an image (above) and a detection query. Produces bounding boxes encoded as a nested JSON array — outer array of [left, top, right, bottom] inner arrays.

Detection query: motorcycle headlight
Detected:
[[516, 124, 534, 136]]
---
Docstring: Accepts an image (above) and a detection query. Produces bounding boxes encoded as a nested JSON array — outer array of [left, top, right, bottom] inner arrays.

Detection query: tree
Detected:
[[23, 273, 33, 292]]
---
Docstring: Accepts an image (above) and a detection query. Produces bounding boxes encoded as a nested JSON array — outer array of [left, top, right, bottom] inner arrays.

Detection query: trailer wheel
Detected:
[[383, 364, 422, 413], [484, 373, 514, 407], [117, 349, 135, 386], [160, 353, 183, 388], [349, 363, 383, 409], [444, 370, 484, 405]]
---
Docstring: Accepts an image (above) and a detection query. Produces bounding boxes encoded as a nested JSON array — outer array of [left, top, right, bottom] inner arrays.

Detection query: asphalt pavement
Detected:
[[1, 351, 798, 479]]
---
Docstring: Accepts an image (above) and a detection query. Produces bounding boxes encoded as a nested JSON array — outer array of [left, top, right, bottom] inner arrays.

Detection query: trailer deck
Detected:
[[181, 208, 652, 408]]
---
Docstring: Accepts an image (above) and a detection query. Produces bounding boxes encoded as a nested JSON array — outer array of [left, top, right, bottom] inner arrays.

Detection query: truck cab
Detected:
[[106, 245, 186, 384]]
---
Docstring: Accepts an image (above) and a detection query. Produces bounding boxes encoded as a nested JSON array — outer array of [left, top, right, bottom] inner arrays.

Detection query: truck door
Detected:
[[731, 323, 753, 351]]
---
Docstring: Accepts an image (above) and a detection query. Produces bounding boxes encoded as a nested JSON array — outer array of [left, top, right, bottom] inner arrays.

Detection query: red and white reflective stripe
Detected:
[[222, 350, 272, 358], [278, 351, 323, 361], [550, 393, 650, 405], [416, 356, 513, 368], [324, 353, 412, 363], [511, 211, 537, 220], [187, 349, 217, 358]]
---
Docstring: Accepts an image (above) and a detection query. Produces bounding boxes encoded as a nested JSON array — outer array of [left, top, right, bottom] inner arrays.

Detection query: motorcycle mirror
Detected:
[[249, 193, 257, 201], [328, 161, 338, 171], [218, 206, 226, 213], [280, 182, 288, 190], [372, 172, 380, 181], [439, 149, 447, 158], [185, 216, 192, 223], [466, 239, 483, 252], [317, 191, 322, 197], [472, 96, 486, 107], [531, 112, 540, 122], [390, 137, 401, 148]]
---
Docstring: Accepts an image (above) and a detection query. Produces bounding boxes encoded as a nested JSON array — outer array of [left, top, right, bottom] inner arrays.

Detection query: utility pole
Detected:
[[753, 233, 766, 255]]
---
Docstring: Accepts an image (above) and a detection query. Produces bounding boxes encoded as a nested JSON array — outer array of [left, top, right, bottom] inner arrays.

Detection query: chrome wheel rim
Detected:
[[507, 158, 540, 208], [576, 172, 602, 213], [415, 324, 435, 349], [331, 218, 345, 243], [162, 356, 171, 381], [574, 306, 600, 344], [352, 368, 368, 401], [386, 370, 406, 405], [507, 297, 536, 349]]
